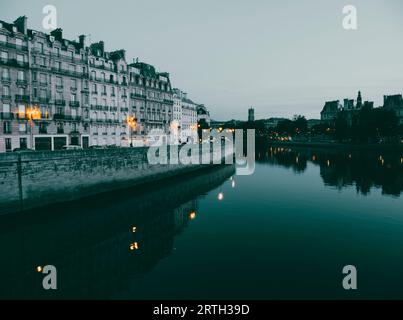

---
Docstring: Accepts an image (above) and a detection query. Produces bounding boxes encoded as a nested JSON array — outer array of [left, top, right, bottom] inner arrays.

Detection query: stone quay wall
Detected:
[[0, 145, 233, 215]]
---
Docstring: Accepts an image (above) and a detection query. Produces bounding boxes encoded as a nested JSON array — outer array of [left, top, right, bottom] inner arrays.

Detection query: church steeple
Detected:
[[356, 91, 362, 109]]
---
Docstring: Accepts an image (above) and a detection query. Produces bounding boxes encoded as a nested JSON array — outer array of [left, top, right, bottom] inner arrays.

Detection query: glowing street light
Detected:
[[25, 106, 42, 150], [189, 211, 196, 220], [218, 192, 224, 201], [127, 115, 137, 147], [130, 242, 140, 251]]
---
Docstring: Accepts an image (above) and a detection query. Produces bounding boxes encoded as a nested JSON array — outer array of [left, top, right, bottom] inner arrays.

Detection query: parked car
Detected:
[[62, 145, 83, 150]]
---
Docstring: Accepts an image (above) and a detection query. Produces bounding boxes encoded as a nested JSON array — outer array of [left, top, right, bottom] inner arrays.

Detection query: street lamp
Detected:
[[126, 115, 137, 147], [25, 106, 41, 149]]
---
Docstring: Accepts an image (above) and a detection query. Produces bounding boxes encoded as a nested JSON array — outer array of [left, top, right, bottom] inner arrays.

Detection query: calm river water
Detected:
[[0, 146, 402, 299]]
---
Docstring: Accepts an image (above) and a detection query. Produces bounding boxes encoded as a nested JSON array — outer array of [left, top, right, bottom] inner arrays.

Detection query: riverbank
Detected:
[[0, 146, 233, 216], [265, 140, 403, 151]]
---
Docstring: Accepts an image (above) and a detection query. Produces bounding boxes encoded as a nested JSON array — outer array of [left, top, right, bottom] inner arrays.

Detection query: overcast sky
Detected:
[[2, 0, 403, 120]]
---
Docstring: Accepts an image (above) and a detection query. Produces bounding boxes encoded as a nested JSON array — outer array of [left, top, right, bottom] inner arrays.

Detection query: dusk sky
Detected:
[[2, 0, 403, 120]]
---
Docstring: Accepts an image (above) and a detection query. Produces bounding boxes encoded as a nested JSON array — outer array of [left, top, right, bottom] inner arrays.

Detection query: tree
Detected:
[[334, 111, 350, 142]]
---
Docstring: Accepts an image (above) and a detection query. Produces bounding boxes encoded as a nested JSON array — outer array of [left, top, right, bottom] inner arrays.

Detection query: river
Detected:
[[0, 146, 402, 299]]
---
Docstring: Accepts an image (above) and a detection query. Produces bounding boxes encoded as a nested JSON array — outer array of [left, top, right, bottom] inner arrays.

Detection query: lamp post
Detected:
[[127, 115, 137, 147], [25, 106, 41, 150]]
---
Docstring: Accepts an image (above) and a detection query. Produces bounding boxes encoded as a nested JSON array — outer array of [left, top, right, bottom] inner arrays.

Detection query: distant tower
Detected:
[[248, 107, 255, 122], [356, 91, 362, 109]]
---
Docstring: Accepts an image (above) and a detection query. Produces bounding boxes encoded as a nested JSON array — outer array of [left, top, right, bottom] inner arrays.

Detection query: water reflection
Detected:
[[0, 165, 235, 299], [259, 146, 403, 197]]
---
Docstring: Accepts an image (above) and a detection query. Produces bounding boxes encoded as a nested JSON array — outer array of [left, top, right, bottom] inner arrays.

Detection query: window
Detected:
[[18, 104, 25, 117], [71, 93, 76, 102], [32, 71, 37, 81], [111, 87, 115, 96], [37, 42, 44, 53], [2, 103, 10, 114], [54, 47, 60, 56], [40, 89, 46, 98], [101, 72, 105, 81], [5, 138, 11, 151], [40, 73, 46, 84], [1, 51, 8, 60], [71, 79, 77, 89], [0, 34, 6, 42], [2, 86, 10, 96], [92, 83, 97, 92], [102, 85, 106, 94], [55, 61, 61, 70], [69, 64, 75, 72], [2, 68, 9, 79], [19, 138, 27, 149], [56, 77, 62, 87], [17, 54, 24, 63], [4, 121, 11, 134], [19, 123, 26, 133], [17, 70, 24, 80], [102, 98, 106, 107], [40, 57, 46, 66], [91, 71, 96, 79]]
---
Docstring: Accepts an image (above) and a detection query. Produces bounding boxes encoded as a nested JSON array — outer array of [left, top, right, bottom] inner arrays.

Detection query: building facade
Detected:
[[383, 94, 403, 124], [0, 16, 176, 152]]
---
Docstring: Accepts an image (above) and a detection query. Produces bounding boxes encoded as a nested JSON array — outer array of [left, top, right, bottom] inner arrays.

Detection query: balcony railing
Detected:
[[1, 95, 12, 100], [1, 76, 11, 83], [0, 58, 29, 69], [69, 101, 80, 108], [15, 95, 30, 103], [56, 84, 63, 90], [53, 114, 82, 121], [0, 112, 14, 120], [50, 52, 87, 64], [131, 93, 146, 99], [51, 67, 88, 79], [16, 79, 28, 86], [39, 97, 50, 104], [0, 40, 28, 51], [55, 99, 66, 106], [89, 61, 117, 72], [89, 75, 118, 85], [32, 97, 50, 104]]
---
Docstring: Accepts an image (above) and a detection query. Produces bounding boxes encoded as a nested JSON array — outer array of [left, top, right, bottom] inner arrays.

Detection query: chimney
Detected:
[[79, 35, 86, 48], [13, 16, 27, 34], [50, 28, 63, 41], [99, 41, 105, 54]]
